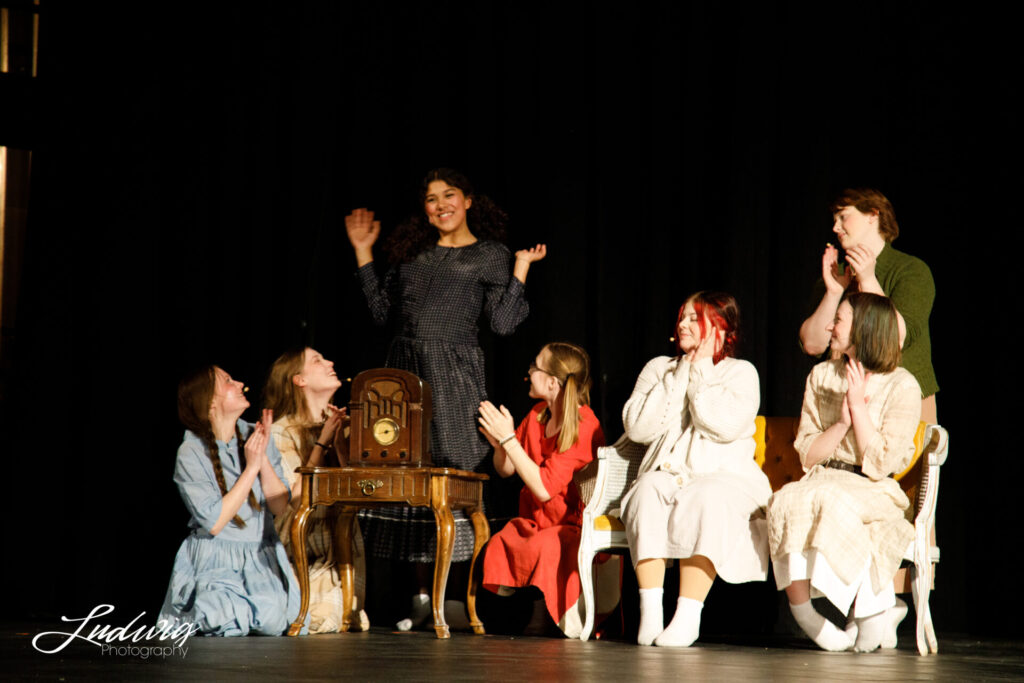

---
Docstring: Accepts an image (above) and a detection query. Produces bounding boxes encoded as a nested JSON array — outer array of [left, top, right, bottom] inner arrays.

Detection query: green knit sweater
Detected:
[[810, 243, 938, 397]]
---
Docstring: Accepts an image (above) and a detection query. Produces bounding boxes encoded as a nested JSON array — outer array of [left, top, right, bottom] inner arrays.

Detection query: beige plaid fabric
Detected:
[[272, 417, 368, 633], [768, 360, 920, 593]]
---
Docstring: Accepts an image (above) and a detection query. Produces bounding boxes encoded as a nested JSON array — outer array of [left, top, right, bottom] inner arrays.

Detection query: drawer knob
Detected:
[[357, 478, 385, 496]]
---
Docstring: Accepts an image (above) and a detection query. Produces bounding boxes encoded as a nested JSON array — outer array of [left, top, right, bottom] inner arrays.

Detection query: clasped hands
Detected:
[[822, 243, 878, 294], [478, 400, 516, 448]]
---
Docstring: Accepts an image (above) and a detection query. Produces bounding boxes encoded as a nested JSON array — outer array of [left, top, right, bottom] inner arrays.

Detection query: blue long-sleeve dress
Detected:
[[158, 419, 306, 636], [356, 240, 529, 562]]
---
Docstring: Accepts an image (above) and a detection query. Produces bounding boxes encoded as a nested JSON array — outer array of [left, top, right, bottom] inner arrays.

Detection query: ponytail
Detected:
[[535, 342, 592, 452]]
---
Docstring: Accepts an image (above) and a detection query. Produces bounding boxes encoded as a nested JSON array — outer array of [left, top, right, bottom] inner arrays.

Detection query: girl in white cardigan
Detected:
[[620, 292, 772, 647]]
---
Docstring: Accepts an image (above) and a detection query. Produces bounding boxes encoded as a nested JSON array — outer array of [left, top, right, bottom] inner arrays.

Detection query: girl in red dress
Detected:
[[477, 342, 605, 637]]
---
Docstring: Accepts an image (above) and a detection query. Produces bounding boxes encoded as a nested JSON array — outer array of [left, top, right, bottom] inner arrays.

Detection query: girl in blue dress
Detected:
[[159, 366, 305, 636]]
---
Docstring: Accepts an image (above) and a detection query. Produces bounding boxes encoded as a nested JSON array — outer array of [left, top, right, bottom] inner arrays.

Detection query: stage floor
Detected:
[[7, 623, 1024, 682]]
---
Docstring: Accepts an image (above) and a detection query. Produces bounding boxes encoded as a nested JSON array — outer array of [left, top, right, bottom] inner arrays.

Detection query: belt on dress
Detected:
[[823, 459, 865, 477]]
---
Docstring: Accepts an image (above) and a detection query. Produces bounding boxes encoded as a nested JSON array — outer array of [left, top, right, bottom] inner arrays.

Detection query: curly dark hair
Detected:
[[383, 168, 509, 264]]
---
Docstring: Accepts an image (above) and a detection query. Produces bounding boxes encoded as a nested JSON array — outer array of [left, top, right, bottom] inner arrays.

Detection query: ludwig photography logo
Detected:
[[31, 604, 200, 659]]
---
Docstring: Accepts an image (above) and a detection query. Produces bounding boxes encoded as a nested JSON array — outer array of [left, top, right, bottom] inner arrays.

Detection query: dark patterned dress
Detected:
[[356, 240, 529, 562]]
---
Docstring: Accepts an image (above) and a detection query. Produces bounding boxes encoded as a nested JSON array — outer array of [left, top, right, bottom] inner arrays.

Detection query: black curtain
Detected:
[[3, 1, 1018, 637]]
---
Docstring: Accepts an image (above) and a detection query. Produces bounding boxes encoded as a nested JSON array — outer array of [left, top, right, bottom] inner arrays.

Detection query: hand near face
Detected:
[[845, 244, 878, 288], [822, 243, 852, 295], [478, 401, 517, 443], [319, 405, 347, 444], [515, 244, 547, 264], [688, 323, 721, 362], [345, 208, 381, 250]]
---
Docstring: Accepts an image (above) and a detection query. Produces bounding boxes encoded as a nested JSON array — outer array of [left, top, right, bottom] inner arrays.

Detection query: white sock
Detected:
[[637, 588, 664, 646], [654, 596, 703, 647], [880, 597, 908, 649], [854, 611, 887, 652], [790, 601, 853, 652], [396, 592, 431, 631]]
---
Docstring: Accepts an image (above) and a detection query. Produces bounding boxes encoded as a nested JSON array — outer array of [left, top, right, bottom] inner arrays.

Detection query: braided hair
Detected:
[[177, 366, 260, 528], [537, 342, 593, 453]]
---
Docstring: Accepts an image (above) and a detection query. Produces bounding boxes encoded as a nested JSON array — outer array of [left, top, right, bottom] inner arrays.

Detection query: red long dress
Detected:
[[482, 402, 604, 629]]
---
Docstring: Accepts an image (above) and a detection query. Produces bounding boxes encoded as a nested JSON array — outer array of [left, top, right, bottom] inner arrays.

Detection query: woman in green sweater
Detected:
[[799, 188, 938, 423]]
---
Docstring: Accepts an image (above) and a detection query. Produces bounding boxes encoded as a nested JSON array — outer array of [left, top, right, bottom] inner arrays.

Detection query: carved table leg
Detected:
[[336, 507, 358, 632], [466, 504, 490, 635], [287, 501, 314, 636], [431, 493, 455, 639]]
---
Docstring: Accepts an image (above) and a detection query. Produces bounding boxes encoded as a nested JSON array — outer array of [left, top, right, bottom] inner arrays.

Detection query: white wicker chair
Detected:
[[574, 435, 646, 641], [899, 423, 949, 655]]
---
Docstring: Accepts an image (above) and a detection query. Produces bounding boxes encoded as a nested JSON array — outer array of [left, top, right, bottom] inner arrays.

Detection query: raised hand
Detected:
[[845, 358, 870, 408], [515, 244, 548, 263], [244, 418, 270, 471], [319, 405, 347, 444], [478, 400, 517, 443], [845, 244, 879, 290], [513, 244, 547, 284], [839, 395, 853, 427], [345, 208, 381, 251], [478, 426, 500, 449], [688, 322, 721, 362], [822, 243, 852, 295]]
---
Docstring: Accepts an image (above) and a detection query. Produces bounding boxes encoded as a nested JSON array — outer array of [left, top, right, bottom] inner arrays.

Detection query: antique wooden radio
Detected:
[[347, 368, 432, 467]]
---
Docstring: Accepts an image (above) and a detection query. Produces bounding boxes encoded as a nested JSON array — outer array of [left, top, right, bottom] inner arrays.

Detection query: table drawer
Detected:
[[309, 469, 431, 505]]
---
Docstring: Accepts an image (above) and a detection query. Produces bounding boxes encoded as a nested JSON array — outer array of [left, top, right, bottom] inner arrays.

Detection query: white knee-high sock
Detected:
[[790, 601, 853, 652], [654, 596, 703, 647], [637, 588, 664, 646]]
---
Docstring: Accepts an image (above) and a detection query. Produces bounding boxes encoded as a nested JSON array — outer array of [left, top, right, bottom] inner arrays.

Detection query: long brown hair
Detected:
[[263, 347, 333, 463], [537, 342, 593, 453], [177, 366, 259, 528]]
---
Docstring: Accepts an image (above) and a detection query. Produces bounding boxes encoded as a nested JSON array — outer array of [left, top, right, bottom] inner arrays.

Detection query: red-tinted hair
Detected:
[[675, 291, 741, 364]]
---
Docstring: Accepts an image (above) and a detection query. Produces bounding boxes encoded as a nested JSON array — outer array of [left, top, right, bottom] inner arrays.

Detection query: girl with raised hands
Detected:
[[477, 342, 604, 637], [345, 168, 545, 630], [769, 292, 920, 652], [159, 366, 302, 636], [264, 347, 370, 633], [620, 292, 771, 647]]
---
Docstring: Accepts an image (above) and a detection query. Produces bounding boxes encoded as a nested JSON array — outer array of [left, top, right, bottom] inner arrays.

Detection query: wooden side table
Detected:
[[287, 465, 490, 639]]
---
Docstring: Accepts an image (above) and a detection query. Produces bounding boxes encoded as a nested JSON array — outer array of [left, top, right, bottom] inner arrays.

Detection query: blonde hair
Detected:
[[263, 347, 317, 460], [537, 342, 592, 453]]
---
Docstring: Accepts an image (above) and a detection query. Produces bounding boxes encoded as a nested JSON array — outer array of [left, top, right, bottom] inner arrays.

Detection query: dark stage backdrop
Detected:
[[2, 2, 1018, 638]]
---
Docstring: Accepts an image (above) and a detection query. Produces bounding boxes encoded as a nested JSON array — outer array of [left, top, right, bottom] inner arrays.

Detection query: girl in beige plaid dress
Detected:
[[768, 293, 920, 652], [264, 347, 370, 633]]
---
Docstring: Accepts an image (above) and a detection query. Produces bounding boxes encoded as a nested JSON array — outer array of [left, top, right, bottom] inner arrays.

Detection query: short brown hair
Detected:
[[846, 292, 901, 373], [830, 188, 899, 243]]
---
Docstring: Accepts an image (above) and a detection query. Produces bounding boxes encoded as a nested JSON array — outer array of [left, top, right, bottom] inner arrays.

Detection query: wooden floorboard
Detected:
[[6, 624, 1024, 681]]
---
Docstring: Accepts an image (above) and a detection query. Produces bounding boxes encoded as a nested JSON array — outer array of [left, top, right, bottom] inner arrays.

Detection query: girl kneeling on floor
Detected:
[[478, 342, 605, 637]]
